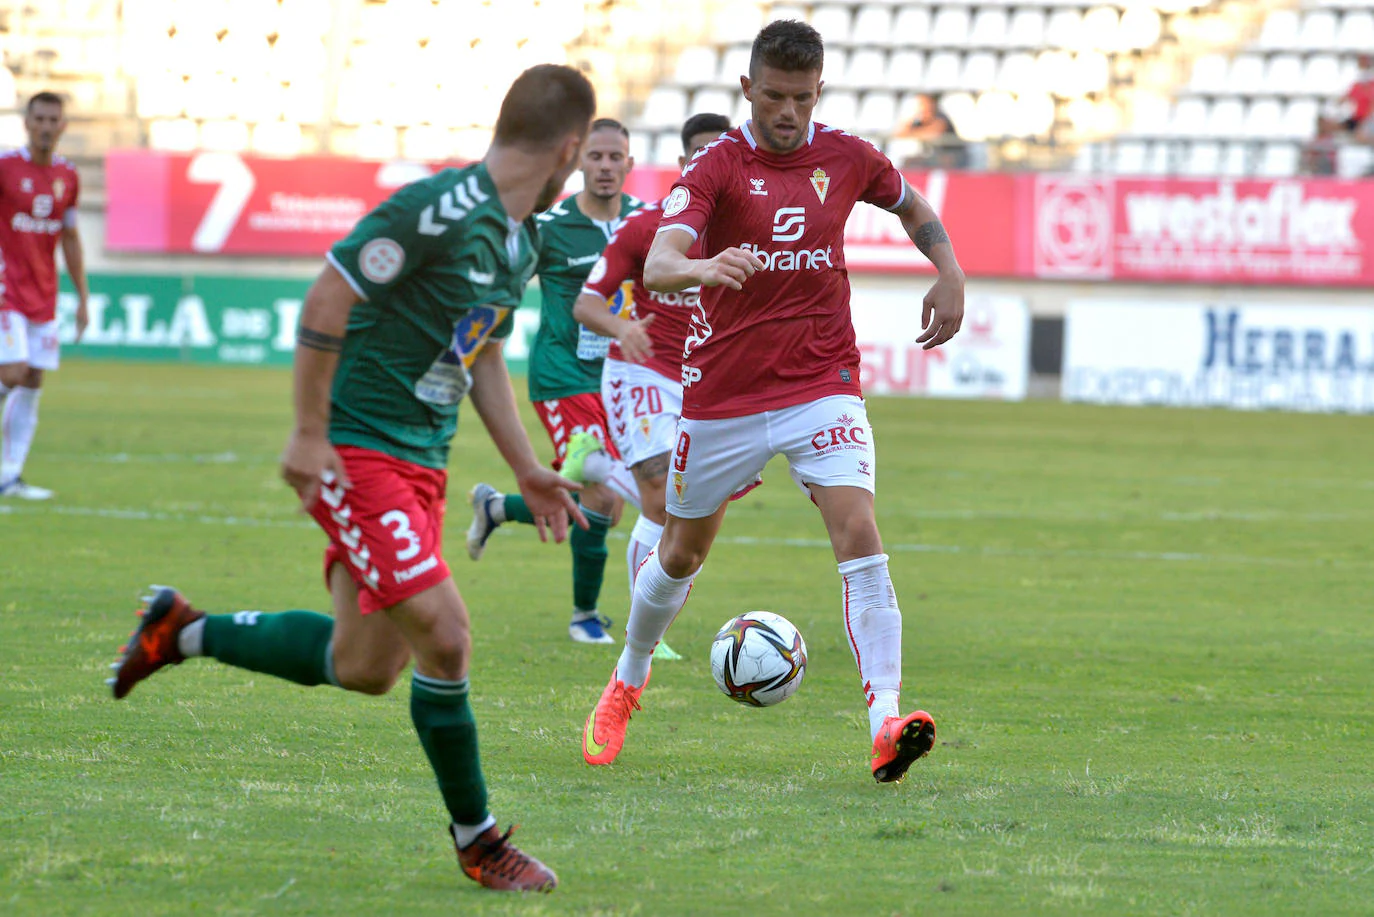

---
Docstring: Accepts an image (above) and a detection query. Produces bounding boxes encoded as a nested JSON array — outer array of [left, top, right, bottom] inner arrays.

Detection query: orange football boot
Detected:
[[109, 586, 205, 699], [454, 824, 557, 892], [582, 667, 648, 765], [871, 710, 936, 783]]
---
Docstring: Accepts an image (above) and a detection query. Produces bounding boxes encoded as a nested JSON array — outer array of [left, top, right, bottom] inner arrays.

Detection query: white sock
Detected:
[[0, 386, 41, 483], [605, 459, 641, 510], [616, 550, 694, 688], [485, 490, 507, 523], [838, 553, 903, 740], [452, 814, 497, 848], [581, 450, 612, 483], [177, 617, 207, 657], [626, 515, 663, 596]]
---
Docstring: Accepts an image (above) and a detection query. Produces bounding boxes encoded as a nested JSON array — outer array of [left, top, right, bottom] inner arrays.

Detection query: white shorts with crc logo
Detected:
[[667, 394, 876, 519], [0, 311, 60, 371], [603, 358, 684, 468]]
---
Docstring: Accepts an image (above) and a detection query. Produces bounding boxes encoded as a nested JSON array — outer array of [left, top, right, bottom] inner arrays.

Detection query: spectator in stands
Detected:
[[1302, 115, 1339, 176], [894, 93, 969, 169], [1336, 53, 1374, 143]]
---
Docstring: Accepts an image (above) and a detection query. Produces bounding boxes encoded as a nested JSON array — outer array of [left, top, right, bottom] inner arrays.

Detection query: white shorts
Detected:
[[602, 358, 683, 469], [667, 394, 877, 519], [0, 311, 60, 371]]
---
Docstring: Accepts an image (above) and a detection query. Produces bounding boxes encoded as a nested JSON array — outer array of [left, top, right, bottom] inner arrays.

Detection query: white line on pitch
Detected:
[[1, 502, 1353, 568]]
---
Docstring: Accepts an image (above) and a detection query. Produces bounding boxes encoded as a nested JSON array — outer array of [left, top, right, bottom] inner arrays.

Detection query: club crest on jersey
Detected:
[[359, 238, 404, 283], [20, 178, 32, 192], [672, 472, 686, 499], [639, 416, 652, 439], [749, 178, 768, 196], [52, 178, 66, 200], [809, 168, 829, 204]]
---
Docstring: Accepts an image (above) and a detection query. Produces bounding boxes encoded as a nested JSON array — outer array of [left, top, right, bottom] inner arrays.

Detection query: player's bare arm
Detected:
[[572, 290, 655, 364], [467, 338, 587, 542], [60, 223, 90, 343], [282, 263, 357, 509], [893, 179, 965, 350], [644, 229, 764, 293]]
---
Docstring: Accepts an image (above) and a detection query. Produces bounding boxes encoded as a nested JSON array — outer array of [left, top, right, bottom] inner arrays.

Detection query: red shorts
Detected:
[[533, 392, 621, 470], [311, 445, 451, 615]]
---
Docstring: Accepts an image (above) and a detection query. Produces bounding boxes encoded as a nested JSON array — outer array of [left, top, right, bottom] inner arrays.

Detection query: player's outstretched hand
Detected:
[[281, 429, 349, 512], [915, 272, 965, 351], [699, 247, 764, 291], [617, 314, 655, 364], [74, 298, 90, 344], [516, 466, 587, 544]]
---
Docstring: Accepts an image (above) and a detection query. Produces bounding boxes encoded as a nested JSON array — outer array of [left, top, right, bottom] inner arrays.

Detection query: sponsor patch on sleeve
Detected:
[[358, 238, 405, 284], [663, 186, 690, 217]]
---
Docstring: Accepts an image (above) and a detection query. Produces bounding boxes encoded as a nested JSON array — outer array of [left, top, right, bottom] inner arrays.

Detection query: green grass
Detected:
[[2, 360, 1370, 916]]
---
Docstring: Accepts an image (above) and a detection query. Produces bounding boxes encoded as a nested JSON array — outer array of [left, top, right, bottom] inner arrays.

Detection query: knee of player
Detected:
[[0, 364, 28, 388], [336, 666, 403, 696]]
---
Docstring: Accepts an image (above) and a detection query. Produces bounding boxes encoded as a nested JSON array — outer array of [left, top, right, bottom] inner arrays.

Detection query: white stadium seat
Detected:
[[961, 51, 999, 92], [968, 9, 1009, 48], [1257, 142, 1299, 177], [1112, 139, 1148, 173], [1338, 144, 1374, 179], [923, 51, 964, 92], [846, 48, 888, 88], [892, 6, 931, 46], [1257, 9, 1300, 52], [811, 5, 853, 43], [1219, 143, 1249, 177], [1226, 55, 1265, 96], [147, 118, 198, 152], [1188, 54, 1228, 94], [639, 87, 688, 130], [651, 131, 683, 166], [1168, 97, 1209, 138], [1244, 98, 1284, 140], [886, 49, 925, 91], [671, 46, 718, 87], [1127, 94, 1171, 137], [823, 50, 853, 87], [996, 52, 1037, 93], [1043, 9, 1083, 49], [1281, 98, 1320, 140], [1265, 55, 1304, 96], [716, 46, 753, 87], [691, 88, 735, 119], [818, 90, 860, 128], [1303, 54, 1343, 96], [1338, 11, 1374, 53], [1208, 98, 1246, 138], [1005, 9, 1046, 49], [1297, 11, 1338, 52], [929, 8, 972, 47], [1182, 141, 1221, 176], [851, 6, 894, 47], [855, 90, 898, 133]]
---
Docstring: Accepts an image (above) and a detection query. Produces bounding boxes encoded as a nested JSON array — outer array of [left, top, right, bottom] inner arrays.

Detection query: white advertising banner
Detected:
[[853, 292, 1030, 400], [1064, 300, 1374, 412]]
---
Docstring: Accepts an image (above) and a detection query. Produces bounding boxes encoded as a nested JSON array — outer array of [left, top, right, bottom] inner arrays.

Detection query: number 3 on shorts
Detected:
[[380, 509, 422, 561]]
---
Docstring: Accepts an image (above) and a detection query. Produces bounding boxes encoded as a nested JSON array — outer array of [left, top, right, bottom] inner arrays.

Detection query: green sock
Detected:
[[502, 494, 536, 525], [202, 611, 335, 687], [410, 673, 489, 826], [571, 507, 612, 612]]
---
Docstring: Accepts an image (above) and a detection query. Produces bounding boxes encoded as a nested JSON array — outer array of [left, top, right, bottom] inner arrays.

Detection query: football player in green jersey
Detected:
[[466, 118, 678, 655], [108, 65, 596, 893]]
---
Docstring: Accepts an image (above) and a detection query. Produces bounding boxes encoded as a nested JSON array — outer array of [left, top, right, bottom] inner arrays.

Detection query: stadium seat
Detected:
[[1257, 9, 1301, 52], [234, 76, 285, 123], [671, 46, 718, 87], [1281, 98, 1320, 140], [846, 49, 888, 88], [996, 52, 1037, 93], [1226, 55, 1265, 96], [1337, 11, 1374, 53], [1265, 55, 1304, 96], [628, 130, 651, 165], [716, 46, 753, 87], [810, 5, 853, 43], [639, 87, 688, 130], [1080, 7, 1121, 54], [1244, 98, 1284, 140], [1074, 51, 1110, 94], [252, 120, 303, 157], [691, 88, 736, 119], [184, 74, 236, 121], [1043, 9, 1083, 49], [892, 6, 932, 47], [1118, 5, 1161, 51], [855, 90, 898, 134], [968, 9, 1009, 48], [1256, 142, 1299, 177], [1337, 143, 1374, 179], [351, 123, 398, 160], [823, 49, 853, 87], [1112, 139, 1149, 173], [1127, 93, 1171, 137], [851, 6, 895, 47], [939, 90, 978, 139], [929, 8, 972, 48], [1218, 142, 1249, 177], [1005, 9, 1046, 50], [651, 131, 683, 166], [961, 52, 999, 92], [976, 90, 1016, 138], [1297, 11, 1339, 52], [1015, 92, 1056, 138], [770, 4, 807, 24], [1208, 98, 1246, 139], [147, 118, 198, 152], [1168, 97, 1209, 138], [1182, 140, 1221, 176], [818, 90, 859, 127], [923, 51, 964, 92], [135, 74, 187, 119], [710, 2, 766, 45], [1303, 54, 1343, 96], [886, 49, 925, 90], [282, 81, 326, 125]]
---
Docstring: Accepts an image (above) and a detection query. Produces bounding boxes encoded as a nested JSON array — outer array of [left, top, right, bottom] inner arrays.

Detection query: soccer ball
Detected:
[[710, 611, 808, 707]]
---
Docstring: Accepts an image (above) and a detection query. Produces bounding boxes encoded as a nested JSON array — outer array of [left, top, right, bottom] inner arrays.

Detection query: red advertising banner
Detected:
[[1026, 174, 1374, 287], [103, 151, 1374, 287]]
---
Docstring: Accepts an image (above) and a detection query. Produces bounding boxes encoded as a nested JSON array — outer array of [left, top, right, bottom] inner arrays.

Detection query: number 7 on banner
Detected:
[[188, 152, 256, 253]]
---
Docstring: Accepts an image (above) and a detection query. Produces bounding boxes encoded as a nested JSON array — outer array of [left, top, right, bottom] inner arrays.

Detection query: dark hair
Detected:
[[590, 118, 629, 139], [493, 64, 597, 148], [749, 19, 824, 78], [680, 113, 731, 153], [27, 91, 64, 113]]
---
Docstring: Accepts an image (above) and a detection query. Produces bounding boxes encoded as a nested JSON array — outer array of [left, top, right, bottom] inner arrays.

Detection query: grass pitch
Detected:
[[1, 360, 1370, 916]]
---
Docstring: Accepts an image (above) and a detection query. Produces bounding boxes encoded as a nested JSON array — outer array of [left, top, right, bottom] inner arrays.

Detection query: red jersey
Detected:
[[657, 121, 905, 419], [581, 200, 697, 383], [1347, 76, 1374, 123], [0, 149, 79, 322]]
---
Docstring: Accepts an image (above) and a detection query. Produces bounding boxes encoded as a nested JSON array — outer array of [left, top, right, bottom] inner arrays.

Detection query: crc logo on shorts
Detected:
[[810, 413, 869, 453], [772, 207, 806, 242], [663, 187, 690, 217], [359, 238, 405, 283]]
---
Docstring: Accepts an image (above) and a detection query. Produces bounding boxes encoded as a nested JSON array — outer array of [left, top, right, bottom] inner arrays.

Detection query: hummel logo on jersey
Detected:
[[749, 178, 768, 196], [467, 269, 494, 285], [417, 174, 490, 237], [771, 207, 806, 242]]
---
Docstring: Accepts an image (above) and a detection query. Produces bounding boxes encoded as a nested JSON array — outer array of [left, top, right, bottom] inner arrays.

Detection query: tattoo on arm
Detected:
[[914, 220, 950, 259], [632, 451, 672, 484], [298, 326, 345, 353]]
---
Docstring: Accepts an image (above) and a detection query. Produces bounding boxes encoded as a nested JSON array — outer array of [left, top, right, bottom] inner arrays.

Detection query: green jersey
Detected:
[[326, 163, 533, 469], [527, 193, 642, 402]]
